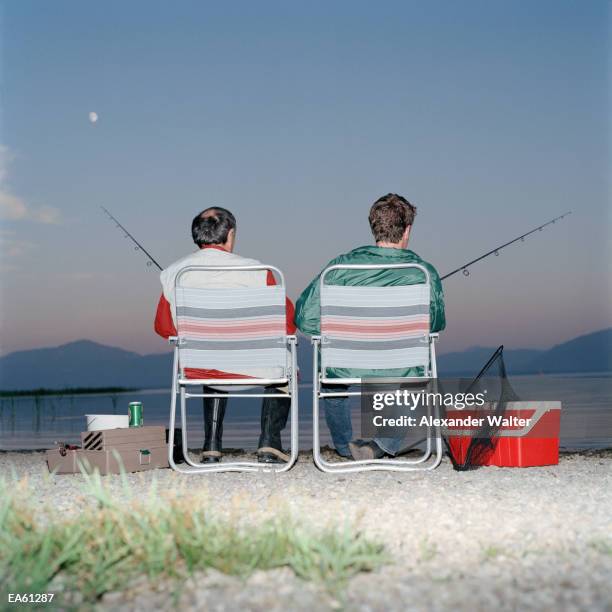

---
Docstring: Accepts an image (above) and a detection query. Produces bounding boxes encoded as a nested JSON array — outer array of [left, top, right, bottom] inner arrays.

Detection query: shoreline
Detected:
[[2, 446, 611, 455], [1, 449, 610, 610]]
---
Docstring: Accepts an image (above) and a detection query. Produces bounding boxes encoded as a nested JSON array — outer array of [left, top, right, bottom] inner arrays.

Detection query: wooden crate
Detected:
[[46, 426, 168, 475], [81, 425, 166, 450]]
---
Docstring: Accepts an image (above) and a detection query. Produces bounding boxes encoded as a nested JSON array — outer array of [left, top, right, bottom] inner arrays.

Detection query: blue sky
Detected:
[[0, 0, 610, 356]]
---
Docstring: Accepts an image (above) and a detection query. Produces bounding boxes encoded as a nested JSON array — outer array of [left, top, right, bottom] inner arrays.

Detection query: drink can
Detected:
[[128, 401, 144, 427]]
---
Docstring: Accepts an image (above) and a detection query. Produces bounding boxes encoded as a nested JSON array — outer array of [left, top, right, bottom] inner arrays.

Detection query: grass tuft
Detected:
[[0, 476, 386, 607], [481, 544, 505, 560], [588, 538, 612, 556], [418, 536, 438, 561]]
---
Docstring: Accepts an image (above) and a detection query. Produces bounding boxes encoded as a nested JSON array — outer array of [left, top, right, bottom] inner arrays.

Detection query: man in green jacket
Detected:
[[295, 193, 446, 460]]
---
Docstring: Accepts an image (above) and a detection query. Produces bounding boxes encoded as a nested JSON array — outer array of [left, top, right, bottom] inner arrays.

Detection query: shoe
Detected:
[[202, 394, 227, 464], [336, 440, 365, 458], [257, 448, 290, 464], [348, 440, 385, 460], [257, 394, 290, 464], [335, 448, 353, 459], [201, 453, 221, 464]]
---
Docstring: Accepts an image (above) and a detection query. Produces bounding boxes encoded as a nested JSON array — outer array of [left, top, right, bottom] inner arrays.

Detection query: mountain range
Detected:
[[437, 328, 612, 375], [0, 328, 610, 391]]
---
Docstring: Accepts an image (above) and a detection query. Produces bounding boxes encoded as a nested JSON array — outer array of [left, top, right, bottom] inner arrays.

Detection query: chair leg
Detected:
[[313, 400, 441, 473], [170, 386, 269, 474], [167, 348, 182, 472], [167, 340, 299, 474], [321, 426, 441, 472], [287, 344, 300, 468], [170, 384, 298, 474], [168, 391, 178, 470], [313, 382, 340, 473], [311, 355, 442, 472], [425, 402, 443, 470], [312, 340, 328, 472], [180, 386, 209, 469], [267, 338, 299, 473]]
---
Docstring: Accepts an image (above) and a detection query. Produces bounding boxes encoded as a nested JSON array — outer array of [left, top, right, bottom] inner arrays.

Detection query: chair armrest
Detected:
[[168, 336, 179, 345], [429, 333, 439, 342], [311, 335, 321, 346], [286, 334, 298, 345]]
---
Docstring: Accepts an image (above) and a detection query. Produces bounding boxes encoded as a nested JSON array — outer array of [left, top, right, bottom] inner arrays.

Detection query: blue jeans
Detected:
[[322, 389, 353, 458], [323, 386, 405, 457]]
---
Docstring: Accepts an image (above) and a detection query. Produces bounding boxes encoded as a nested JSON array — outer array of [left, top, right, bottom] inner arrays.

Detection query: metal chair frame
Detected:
[[167, 264, 299, 473], [312, 263, 443, 473]]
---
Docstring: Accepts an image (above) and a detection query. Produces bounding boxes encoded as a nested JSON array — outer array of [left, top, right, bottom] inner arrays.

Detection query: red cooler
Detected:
[[447, 401, 561, 468]]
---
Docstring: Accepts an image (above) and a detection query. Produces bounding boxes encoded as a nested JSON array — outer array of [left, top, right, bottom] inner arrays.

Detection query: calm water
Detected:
[[1, 375, 610, 451], [0, 385, 325, 451]]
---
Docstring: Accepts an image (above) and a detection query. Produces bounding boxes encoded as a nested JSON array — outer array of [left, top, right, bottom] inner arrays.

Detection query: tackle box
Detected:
[[46, 425, 169, 475]]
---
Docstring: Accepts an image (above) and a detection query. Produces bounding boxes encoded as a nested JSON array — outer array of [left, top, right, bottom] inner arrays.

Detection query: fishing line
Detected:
[[441, 211, 571, 280], [100, 206, 163, 271], [100, 207, 571, 280]]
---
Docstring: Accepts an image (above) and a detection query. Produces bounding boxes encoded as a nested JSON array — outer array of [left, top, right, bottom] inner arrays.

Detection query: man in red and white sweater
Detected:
[[154, 207, 296, 463]]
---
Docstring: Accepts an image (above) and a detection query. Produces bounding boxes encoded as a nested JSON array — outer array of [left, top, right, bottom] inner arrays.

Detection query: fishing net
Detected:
[[443, 345, 520, 471]]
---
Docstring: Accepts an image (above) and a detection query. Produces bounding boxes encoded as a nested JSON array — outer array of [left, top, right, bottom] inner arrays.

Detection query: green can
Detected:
[[128, 401, 144, 427]]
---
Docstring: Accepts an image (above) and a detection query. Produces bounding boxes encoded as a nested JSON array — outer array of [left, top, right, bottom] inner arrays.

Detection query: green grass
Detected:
[[418, 537, 438, 561], [588, 538, 612, 555], [0, 387, 135, 398], [481, 544, 505, 560], [0, 473, 386, 608]]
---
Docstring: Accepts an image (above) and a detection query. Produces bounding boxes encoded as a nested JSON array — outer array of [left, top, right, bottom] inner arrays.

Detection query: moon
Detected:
[[88, 111, 98, 124]]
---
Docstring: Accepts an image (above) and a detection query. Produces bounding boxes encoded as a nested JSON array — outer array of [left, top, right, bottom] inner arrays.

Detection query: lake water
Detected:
[[0, 385, 324, 451], [1, 375, 610, 452]]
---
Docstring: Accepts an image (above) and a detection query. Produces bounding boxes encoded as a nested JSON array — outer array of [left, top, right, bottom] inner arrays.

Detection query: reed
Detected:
[[0, 473, 386, 607], [0, 387, 135, 398]]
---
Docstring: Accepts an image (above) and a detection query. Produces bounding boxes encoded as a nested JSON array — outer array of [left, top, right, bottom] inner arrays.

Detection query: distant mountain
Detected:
[[0, 329, 610, 391], [438, 328, 612, 376], [437, 346, 543, 376], [528, 328, 612, 374], [0, 340, 172, 391]]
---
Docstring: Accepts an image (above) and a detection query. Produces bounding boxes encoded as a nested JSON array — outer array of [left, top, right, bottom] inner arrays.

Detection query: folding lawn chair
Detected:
[[312, 263, 443, 473], [167, 265, 299, 473]]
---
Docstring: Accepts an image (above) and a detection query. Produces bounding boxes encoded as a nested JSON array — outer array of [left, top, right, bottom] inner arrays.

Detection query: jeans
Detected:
[[322, 387, 353, 458], [322, 386, 405, 457]]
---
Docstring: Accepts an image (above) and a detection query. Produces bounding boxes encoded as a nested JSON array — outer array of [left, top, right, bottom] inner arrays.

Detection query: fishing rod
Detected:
[[441, 211, 571, 280], [100, 206, 163, 271], [100, 207, 571, 280]]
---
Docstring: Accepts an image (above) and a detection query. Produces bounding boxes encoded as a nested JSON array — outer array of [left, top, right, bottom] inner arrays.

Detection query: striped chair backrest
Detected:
[[175, 283, 288, 379], [320, 273, 431, 374]]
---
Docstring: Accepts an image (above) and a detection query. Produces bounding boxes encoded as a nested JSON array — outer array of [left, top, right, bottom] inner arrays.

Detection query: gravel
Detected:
[[2, 450, 611, 611]]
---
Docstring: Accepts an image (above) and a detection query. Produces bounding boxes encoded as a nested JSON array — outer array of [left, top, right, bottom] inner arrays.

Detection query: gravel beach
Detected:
[[2, 450, 611, 611]]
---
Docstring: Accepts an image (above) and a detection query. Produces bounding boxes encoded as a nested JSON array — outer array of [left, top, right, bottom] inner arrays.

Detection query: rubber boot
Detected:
[[202, 393, 227, 463], [257, 394, 290, 464]]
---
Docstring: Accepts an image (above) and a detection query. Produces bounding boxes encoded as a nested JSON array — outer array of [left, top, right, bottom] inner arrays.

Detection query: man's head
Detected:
[[191, 207, 237, 251], [368, 193, 417, 249]]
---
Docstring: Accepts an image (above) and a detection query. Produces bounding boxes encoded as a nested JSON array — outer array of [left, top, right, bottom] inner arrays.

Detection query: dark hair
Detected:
[[191, 207, 237, 246], [368, 193, 417, 243]]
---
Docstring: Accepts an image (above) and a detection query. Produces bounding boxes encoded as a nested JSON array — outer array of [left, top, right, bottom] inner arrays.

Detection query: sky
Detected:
[[0, 0, 610, 357]]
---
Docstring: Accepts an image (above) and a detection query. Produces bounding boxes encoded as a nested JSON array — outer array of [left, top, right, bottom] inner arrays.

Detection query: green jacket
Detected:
[[295, 245, 446, 378]]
